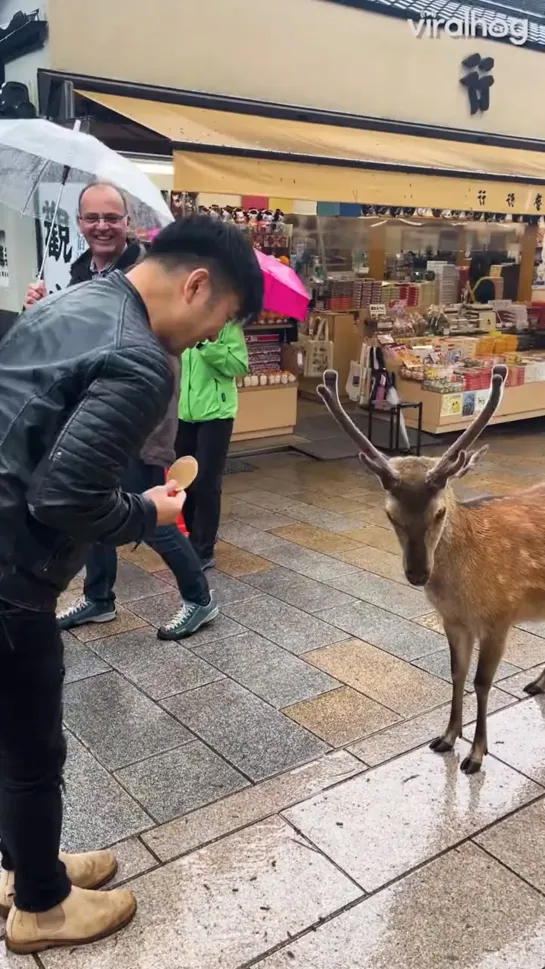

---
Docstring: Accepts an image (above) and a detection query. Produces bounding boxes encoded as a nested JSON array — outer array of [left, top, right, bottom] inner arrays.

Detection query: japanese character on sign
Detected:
[[42, 201, 73, 264], [535, 194, 543, 213], [477, 190, 487, 206], [460, 54, 495, 116], [506, 193, 516, 209]]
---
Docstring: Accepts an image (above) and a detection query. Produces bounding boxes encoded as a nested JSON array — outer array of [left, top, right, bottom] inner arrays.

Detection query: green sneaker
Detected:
[[157, 596, 219, 641]]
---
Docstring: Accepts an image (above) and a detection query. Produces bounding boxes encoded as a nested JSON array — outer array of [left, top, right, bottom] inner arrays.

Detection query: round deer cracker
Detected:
[[168, 455, 199, 490]]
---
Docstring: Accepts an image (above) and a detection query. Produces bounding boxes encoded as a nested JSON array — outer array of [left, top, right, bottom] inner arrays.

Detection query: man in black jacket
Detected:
[[0, 216, 262, 955]]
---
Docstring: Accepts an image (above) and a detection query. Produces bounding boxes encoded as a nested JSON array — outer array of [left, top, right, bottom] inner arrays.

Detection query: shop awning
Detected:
[[78, 89, 545, 215]]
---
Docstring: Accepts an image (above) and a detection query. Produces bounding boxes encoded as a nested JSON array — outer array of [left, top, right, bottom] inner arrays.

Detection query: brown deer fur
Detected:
[[318, 366, 545, 774]]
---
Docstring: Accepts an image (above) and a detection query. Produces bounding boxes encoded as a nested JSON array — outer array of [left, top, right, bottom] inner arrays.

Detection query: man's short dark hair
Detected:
[[147, 215, 263, 324], [78, 182, 128, 215]]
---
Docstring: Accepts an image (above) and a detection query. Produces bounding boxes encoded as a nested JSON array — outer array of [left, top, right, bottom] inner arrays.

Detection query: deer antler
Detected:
[[427, 365, 506, 489], [317, 369, 398, 489]]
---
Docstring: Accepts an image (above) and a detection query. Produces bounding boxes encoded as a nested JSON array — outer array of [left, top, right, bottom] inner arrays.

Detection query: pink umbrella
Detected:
[[254, 249, 309, 320]]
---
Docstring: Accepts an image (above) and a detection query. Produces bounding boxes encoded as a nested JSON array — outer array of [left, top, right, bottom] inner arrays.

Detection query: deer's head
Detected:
[[317, 366, 506, 586]]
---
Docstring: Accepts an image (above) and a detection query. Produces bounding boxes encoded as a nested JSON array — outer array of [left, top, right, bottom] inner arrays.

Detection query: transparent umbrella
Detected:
[[0, 117, 173, 274]]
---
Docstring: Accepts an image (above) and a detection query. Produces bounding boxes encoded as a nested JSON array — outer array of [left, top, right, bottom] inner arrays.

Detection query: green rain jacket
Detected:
[[178, 322, 249, 422]]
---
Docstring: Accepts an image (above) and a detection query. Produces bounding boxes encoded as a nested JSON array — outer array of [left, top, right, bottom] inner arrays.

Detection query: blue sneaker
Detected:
[[57, 597, 117, 631], [157, 596, 219, 641]]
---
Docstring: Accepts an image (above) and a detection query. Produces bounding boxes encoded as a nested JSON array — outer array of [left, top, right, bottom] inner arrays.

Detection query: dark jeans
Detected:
[[0, 601, 71, 912], [175, 418, 234, 560], [84, 461, 209, 608]]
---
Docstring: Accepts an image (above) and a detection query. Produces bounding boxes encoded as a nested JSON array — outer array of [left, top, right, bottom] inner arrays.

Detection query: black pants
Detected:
[[84, 460, 210, 608], [0, 601, 71, 912], [175, 419, 234, 560]]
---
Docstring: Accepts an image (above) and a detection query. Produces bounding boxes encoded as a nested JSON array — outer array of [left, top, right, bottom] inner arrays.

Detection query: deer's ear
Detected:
[[452, 445, 489, 479]]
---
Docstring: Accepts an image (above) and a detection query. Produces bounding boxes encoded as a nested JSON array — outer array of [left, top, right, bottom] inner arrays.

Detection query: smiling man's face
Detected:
[[78, 184, 129, 264]]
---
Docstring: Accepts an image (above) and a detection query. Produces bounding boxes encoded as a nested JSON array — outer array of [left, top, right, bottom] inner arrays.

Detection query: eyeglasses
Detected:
[[79, 213, 127, 225]]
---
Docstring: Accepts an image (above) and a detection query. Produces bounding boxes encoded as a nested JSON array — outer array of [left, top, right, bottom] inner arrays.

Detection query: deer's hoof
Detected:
[[429, 736, 454, 753], [524, 680, 545, 696], [460, 756, 482, 775]]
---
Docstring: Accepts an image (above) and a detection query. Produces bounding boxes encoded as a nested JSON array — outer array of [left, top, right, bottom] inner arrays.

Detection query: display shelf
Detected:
[[395, 376, 545, 434], [232, 384, 298, 441]]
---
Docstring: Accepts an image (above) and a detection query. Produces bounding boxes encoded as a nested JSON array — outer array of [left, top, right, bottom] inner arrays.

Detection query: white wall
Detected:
[[47, 0, 545, 140], [0, 202, 37, 314]]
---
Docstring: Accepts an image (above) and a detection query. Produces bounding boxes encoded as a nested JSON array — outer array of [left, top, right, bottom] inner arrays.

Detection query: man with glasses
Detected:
[[24, 182, 217, 641], [24, 182, 142, 303]]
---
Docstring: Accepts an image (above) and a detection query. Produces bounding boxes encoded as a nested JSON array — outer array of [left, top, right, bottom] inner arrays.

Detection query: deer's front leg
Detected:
[[461, 627, 507, 774], [430, 623, 474, 754], [524, 665, 545, 696]]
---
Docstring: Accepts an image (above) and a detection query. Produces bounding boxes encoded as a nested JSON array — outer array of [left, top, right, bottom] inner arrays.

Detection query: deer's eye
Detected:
[[435, 508, 447, 522]]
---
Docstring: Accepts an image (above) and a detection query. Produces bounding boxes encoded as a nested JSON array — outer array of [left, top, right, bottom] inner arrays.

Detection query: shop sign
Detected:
[[37, 183, 87, 295], [369, 303, 387, 319], [460, 54, 494, 115], [0, 229, 9, 289]]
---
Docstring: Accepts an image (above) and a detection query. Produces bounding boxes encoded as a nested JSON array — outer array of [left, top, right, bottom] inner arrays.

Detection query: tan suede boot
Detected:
[[0, 849, 117, 919], [5, 885, 137, 954]]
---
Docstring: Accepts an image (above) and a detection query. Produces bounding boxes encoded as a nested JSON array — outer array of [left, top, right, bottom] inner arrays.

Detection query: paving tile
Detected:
[[108, 837, 157, 887], [350, 687, 515, 766], [235, 488, 296, 512], [317, 602, 445, 660], [305, 639, 451, 717], [270, 523, 362, 555], [497, 667, 542, 699], [0, 950, 34, 967], [62, 632, 111, 684], [330, 570, 428, 619], [163, 679, 329, 781], [283, 686, 401, 746], [414, 648, 520, 685], [64, 672, 192, 770], [482, 698, 545, 784], [228, 500, 295, 530], [281, 498, 361, 534], [333, 542, 407, 583], [214, 540, 274, 577], [218, 520, 285, 553], [41, 816, 362, 969], [61, 732, 152, 853], [70, 604, 147, 643], [503, 627, 545, 668], [144, 750, 363, 861], [284, 741, 541, 891], [516, 619, 545, 639], [342, 524, 400, 553], [194, 631, 340, 708], [91, 626, 223, 700], [257, 843, 545, 969], [244, 567, 356, 614], [116, 740, 249, 823], [205, 570, 260, 605], [223, 594, 347, 655], [118, 542, 165, 572], [291, 490, 380, 516], [475, 800, 545, 894], [113, 560, 168, 603], [261, 540, 359, 582], [416, 610, 444, 633]]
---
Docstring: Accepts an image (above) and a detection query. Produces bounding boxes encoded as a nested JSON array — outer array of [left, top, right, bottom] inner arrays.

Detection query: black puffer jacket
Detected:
[[0, 271, 173, 610]]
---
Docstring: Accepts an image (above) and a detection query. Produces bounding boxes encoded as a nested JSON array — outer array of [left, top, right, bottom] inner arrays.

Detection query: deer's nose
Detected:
[[405, 569, 430, 587]]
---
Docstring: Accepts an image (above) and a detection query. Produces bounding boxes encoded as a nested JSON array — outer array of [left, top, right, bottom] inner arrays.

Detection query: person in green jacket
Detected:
[[176, 321, 248, 568]]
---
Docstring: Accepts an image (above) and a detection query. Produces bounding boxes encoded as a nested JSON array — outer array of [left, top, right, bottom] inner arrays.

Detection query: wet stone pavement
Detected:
[[6, 433, 545, 967]]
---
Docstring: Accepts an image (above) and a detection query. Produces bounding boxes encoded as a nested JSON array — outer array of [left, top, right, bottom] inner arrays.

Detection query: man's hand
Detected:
[[144, 480, 186, 526], [24, 280, 46, 309]]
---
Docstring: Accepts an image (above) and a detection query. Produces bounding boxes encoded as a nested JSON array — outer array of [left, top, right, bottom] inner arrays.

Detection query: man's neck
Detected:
[[91, 243, 128, 272]]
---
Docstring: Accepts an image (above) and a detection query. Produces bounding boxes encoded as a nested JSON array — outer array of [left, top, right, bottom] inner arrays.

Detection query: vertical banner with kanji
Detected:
[[37, 183, 88, 294], [0, 230, 9, 288]]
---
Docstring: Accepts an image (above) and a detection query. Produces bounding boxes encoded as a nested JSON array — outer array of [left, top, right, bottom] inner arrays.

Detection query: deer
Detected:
[[318, 365, 545, 775]]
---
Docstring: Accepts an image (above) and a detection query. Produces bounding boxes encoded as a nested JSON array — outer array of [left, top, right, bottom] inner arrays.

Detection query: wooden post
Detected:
[[368, 222, 387, 280], [518, 223, 538, 302]]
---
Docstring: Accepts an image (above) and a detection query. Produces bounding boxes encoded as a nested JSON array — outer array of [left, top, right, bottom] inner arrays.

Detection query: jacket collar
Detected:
[[69, 240, 146, 284]]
